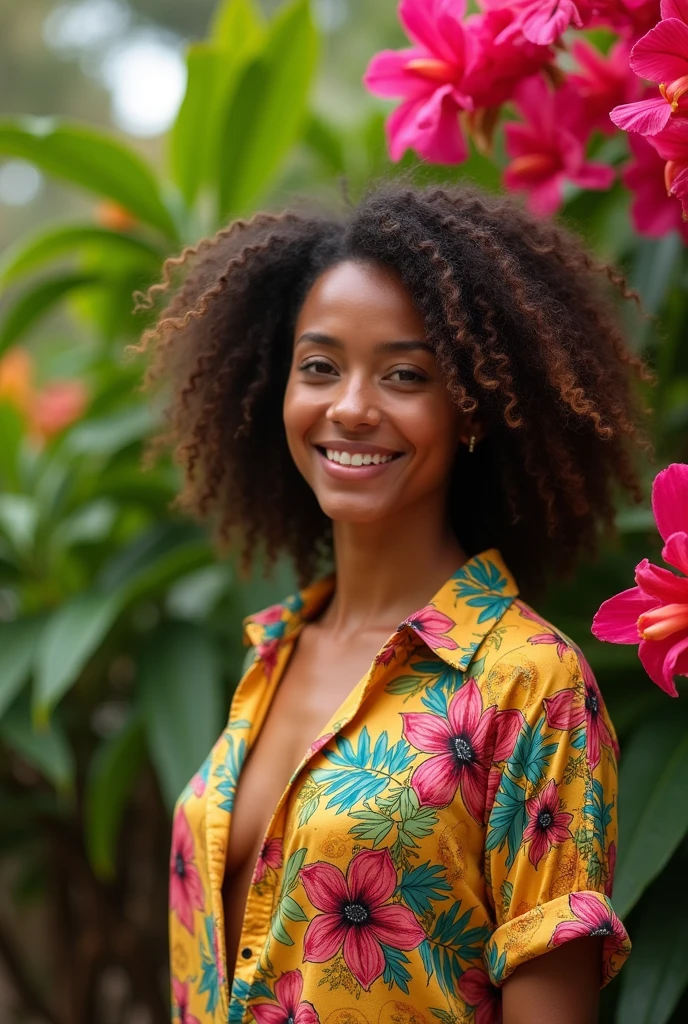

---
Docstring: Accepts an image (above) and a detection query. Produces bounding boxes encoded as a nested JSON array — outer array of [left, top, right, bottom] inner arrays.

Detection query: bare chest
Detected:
[[222, 629, 391, 971]]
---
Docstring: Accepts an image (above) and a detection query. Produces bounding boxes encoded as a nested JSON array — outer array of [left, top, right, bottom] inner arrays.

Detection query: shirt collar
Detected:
[[243, 548, 518, 672]]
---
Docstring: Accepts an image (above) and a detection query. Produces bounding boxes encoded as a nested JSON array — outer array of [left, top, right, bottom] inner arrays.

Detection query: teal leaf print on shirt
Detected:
[[381, 944, 413, 993], [583, 777, 613, 852], [420, 901, 491, 996], [486, 942, 508, 984], [507, 717, 558, 786], [485, 774, 528, 869], [215, 734, 246, 813], [312, 728, 415, 814], [397, 861, 452, 917], [197, 915, 221, 1014], [271, 847, 308, 946], [453, 555, 512, 623]]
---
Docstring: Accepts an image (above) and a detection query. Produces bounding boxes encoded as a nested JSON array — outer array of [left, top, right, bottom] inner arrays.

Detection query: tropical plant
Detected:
[[0, 1, 687, 1022]]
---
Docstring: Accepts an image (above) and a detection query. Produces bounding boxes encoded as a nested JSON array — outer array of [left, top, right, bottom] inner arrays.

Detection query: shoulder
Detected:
[[472, 597, 605, 717]]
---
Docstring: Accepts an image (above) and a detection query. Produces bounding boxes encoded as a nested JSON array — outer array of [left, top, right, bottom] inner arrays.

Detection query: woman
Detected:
[[141, 182, 648, 1024]]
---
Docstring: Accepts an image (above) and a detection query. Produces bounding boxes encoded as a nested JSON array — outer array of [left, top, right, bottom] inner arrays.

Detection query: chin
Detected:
[[315, 496, 391, 524]]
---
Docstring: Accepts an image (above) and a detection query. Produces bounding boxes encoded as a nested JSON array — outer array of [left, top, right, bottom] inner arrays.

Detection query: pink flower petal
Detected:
[[410, 752, 461, 806], [527, 829, 552, 866], [652, 464, 688, 543], [363, 48, 435, 100], [302, 912, 347, 963], [573, 162, 616, 190], [543, 688, 586, 730], [369, 903, 426, 949], [386, 91, 468, 164], [343, 923, 385, 990], [550, 918, 590, 946], [300, 862, 348, 913], [399, 0, 466, 65], [171, 806, 195, 863], [638, 556, 688, 602], [401, 711, 453, 753], [458, 966, 491, 1005], [639, 636, 680, 696], [591, 585, 656, 643], [251, 1005, 289, 1024], [460, 762, 491, 824], [485, 767, 501, 821], [662, 1, 688, 21], [630, 19, 688, 83], [294, 1003, 319, 1024], [347, 849, 397, 910], [569, 891, 612, 929], [274, 970, 303, 1013], [447, 678, 483, 736], [610, 96, 671, 135], [493, 708, 524, 762], [520, 0, 584, 45]]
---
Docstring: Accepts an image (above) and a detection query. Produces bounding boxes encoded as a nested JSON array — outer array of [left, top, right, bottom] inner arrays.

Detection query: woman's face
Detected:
[[283, 259, 467, 527]]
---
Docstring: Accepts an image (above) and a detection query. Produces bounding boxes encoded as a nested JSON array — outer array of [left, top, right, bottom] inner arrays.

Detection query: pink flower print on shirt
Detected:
[[251, 969, 319, 1024], [252, 838, 284, 885], [402, 679, 523, 822], [171, 978, 201, 1024], [169, 807, 205, 935], [300, 848, 425, 990], [522, 779, 574, 867]]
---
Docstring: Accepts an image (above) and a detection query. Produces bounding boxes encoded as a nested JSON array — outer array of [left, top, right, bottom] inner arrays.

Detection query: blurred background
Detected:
[[0, 2, 687, 1022]]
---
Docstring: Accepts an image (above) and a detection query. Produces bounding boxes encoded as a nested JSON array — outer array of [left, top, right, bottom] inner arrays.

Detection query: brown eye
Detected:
[[300, 359, 337, 376], [387, 368, 427, 383]]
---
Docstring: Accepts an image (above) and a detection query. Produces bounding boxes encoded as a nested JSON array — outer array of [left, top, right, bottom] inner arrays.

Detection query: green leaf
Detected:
[[281, 847, 307, 893], [85, 714, 146, 878], [0, 691, 74, 791], [281, 894, 308, 923], [33, 589, 125, 720], [485, 773, 527, 869], [210, 0, 265, 47], [171, 4, 264, 207], [615, 707, 688, 918], [97, 521, 212, 601], [0, 272, 103, 356], [270, 910, 293, 946], [0, 223, 163, 286], [0, 617, 44, 719], [0, 402, 24, 490], [218, 0, 318, 217], [138, 621, 223, 810], [66, 404, 157, 456], [615, 866, 688, 1024], [0, 119, 178, 240], [348, 808, 395, 846]]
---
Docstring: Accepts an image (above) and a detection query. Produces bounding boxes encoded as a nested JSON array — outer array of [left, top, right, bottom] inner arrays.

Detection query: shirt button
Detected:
[[241, 947, 252, 960]]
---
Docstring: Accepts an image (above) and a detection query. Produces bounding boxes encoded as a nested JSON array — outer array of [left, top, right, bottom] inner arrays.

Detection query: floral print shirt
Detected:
[[169, 548, 630, 1024]]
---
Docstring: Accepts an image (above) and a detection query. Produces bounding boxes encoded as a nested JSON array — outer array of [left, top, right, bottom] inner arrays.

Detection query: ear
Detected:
[[459, 413, 489, 447]]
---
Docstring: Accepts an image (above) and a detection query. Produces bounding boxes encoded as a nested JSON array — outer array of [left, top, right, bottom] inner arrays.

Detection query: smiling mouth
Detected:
[[315, 446, 403, 467]]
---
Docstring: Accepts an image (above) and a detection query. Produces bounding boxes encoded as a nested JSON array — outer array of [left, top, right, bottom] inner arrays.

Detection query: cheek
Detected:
[[407, 397, 462, 469], [282, 377, 321, 465]]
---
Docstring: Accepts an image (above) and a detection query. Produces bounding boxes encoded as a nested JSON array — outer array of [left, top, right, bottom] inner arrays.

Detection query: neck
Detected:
[[321, 494, 467, 637]]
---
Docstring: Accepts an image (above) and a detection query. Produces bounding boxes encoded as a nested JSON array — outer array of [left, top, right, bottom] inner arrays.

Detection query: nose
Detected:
[[325, 373, 382, 430]]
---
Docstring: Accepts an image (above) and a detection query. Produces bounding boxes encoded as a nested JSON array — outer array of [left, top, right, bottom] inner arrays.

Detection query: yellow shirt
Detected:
[[169, 548, 630, 1024]]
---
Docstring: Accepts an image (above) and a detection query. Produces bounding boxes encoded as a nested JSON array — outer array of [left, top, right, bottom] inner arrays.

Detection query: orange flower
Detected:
[[0, 347, 34, 413], [95, 200, 137, 232], [31, 380, 88, 440]]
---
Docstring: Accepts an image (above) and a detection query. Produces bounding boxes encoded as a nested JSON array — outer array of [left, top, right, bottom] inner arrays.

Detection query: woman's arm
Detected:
[[502, 937, 603, 1024]]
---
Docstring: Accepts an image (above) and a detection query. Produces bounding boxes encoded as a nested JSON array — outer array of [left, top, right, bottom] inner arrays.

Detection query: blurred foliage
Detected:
[[0, 0, 687, 1022]]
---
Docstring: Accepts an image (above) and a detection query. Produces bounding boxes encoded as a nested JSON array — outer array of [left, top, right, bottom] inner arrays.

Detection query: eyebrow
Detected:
[[295, 331, 434, 354]]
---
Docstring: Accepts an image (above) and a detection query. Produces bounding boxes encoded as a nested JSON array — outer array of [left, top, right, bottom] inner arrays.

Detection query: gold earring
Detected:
[[468, 435, 476, 454]]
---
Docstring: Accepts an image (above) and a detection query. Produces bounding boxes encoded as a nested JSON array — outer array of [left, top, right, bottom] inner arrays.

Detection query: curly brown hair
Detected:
[[133, 180, 653, 597]]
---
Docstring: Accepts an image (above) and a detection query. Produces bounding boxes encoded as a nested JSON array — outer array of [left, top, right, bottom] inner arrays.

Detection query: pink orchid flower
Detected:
[[169, 807, 205, 935], [464, 7, 554, 110], [611, 0, 688, 135], [623, 131, 688, 239], [569, 38, 641, 135], [543, 656, 617, 768], [592, 463, 688, 696], [503, 76, 615, 215], [522, 779, 574, 867], [363, 0, 477, 163], [457, 966, 502, 1024], [251, 970, 319, 1024], [300, 848, 425, 990]]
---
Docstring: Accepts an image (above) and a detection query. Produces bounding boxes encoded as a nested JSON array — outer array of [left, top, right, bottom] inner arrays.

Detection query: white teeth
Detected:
[[322, 449, 396, 466]]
